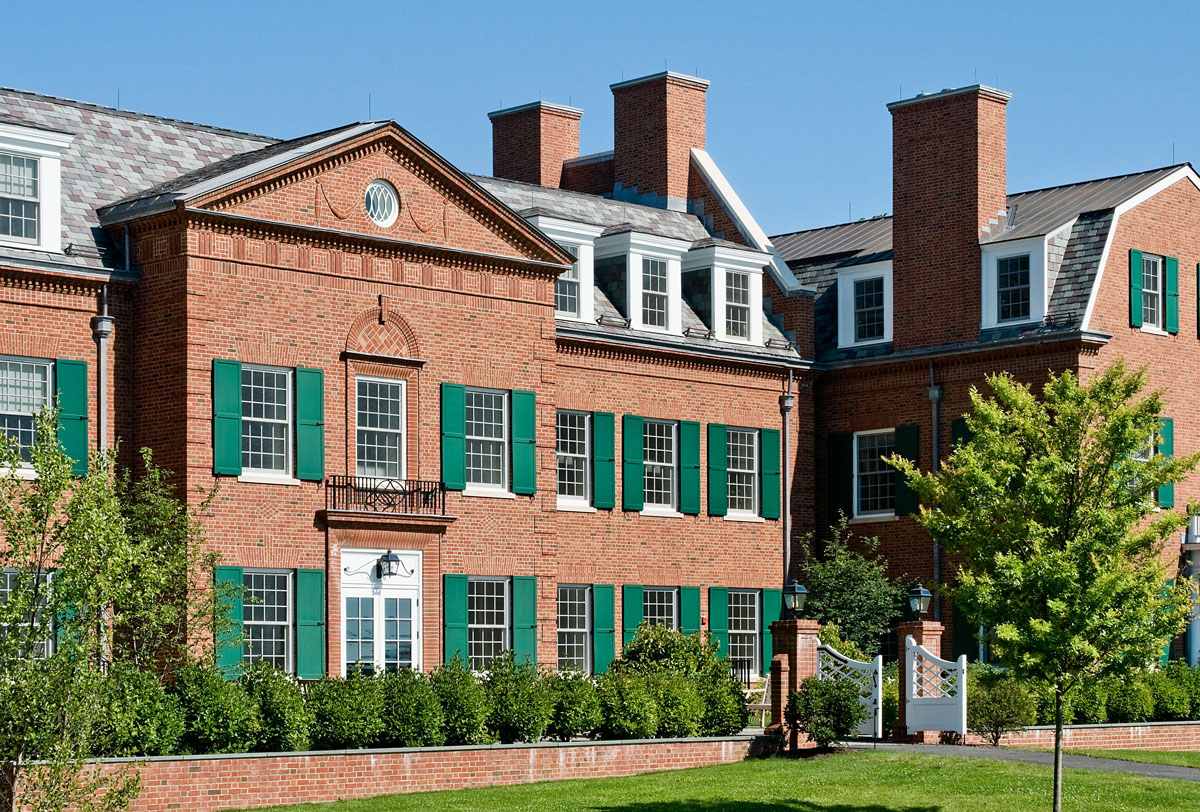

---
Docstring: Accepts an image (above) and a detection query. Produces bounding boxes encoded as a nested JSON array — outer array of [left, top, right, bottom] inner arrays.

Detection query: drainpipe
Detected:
[[927, 361, 942, 622], [1185, 515, 1200, 666], [780, 371, 795, 587], [91, 284, 114, 451]]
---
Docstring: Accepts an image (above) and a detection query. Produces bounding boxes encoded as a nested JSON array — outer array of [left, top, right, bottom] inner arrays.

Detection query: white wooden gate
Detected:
[[817, 643, 883, 739], [904, 634, 967, 735]]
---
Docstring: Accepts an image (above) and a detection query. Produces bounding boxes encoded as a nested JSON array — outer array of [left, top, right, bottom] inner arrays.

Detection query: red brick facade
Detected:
[[490, 102, 582, 190]]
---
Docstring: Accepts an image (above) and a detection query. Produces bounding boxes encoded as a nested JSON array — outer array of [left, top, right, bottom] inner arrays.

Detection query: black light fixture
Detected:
[[782, 581, 808, 618], [378, 550, 402, 578], [908, 583, 932, 620]]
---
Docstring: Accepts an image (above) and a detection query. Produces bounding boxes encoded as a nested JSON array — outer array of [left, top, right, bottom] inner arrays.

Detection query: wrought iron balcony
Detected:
[[325, 476, 447, 516]]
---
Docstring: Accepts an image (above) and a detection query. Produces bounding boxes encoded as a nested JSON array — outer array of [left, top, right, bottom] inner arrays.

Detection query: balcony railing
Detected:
[[729, 658, 755, 687], [325, 476, 447, 516]]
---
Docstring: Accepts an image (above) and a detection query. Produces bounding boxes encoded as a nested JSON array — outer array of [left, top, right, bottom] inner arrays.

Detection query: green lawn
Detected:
[[1065, 749, 1200, 770], [255, 751, 1200, 812]]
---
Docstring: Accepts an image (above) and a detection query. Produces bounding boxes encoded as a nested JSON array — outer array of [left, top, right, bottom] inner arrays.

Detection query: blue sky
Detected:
[[5, 1, 1199, 235]]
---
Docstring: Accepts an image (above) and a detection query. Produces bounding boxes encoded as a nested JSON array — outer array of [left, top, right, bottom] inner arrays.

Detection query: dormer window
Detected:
[[853, 277, 885, 342], [0, 154, 39, 243], [725, 272, 751, 339], [555, 245, 580, 317], [523, 216, 602, 324], [837, 262, 892, 348], [641, 258, 669, 329], [980, 237, 1046, 329], [681, 244, 768, 344], [0, 123, 71, 255], [997, 254, 1031, 323]]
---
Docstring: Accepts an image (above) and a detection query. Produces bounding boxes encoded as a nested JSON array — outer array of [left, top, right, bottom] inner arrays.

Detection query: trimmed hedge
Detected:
[[380, 668, 445, 748], [547, 669, 602, 740], [95, 663, 184, 757], [173, 663, 260, 755], [431, 656, 492, 745], [242, 661, 311, 752], [306, 672, 385, 750], [484, 651, 554, 744]]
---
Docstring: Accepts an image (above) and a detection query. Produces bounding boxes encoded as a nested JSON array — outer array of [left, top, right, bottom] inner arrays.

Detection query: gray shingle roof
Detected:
[[0, 87, 275, 276]]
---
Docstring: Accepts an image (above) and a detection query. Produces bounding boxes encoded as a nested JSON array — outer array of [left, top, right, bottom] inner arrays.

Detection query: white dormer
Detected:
[[525, 215, 604, 324], [682, 243, 768, 345], [594, 231, 690, 334], [979, 235, 1047, 329], [836, 260, 893, 348], [0, 122, 74, 255]]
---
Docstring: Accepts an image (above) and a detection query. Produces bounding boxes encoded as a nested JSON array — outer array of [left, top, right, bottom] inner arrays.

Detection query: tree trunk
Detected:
[[1053, 688, 1064, 812]]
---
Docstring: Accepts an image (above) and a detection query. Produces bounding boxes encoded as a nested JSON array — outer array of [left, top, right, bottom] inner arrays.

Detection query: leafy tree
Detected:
[[799, 516, 905, 656], [892, 363, 1197, 812]]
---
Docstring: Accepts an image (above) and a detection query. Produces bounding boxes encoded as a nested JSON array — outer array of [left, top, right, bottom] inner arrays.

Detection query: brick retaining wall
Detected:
[[50, 736, 773, 812], [981, 721, 1200, 751]]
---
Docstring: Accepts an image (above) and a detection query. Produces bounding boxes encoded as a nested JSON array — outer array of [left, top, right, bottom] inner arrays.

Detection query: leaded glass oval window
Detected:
[[365, 180, 398, 227]]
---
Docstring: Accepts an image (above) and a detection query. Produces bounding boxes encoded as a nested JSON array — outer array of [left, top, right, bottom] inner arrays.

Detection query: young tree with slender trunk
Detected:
[[892, 362, 1196, 812]]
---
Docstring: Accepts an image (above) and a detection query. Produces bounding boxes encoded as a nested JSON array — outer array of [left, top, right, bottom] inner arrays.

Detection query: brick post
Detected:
[[895, 620, 945, 742], [766, 619, 821, 750]]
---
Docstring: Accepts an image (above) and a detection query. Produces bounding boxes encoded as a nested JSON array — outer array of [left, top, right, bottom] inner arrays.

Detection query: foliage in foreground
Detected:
[[784, 676, 867, 749]]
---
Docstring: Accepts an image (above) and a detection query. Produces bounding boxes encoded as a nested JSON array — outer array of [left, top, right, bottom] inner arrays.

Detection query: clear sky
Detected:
[[5, 1, 1199, 236]]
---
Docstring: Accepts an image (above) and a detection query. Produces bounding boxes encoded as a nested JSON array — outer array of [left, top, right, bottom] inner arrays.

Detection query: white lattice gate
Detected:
[[817, 644, 883, 739], [904, 635, 967, 735]]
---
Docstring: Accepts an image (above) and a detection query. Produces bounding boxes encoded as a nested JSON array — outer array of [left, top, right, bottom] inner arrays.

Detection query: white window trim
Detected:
[[526, 216, 603, 325], [467, 576, 510, 672], [340, 547, 423, 677], [0, 354, 52, 472], [836, 261, 893, 348], [0, 567, 56, 659], [726, 427, 760, 518], [980, 237, 1047, 329], [727, 588, 761, 679], [355, 375, 407, 481], [0, 124, 73, 255], [242, 568, 294, 674], [682, 244, 768, 345], [240, 363, 294, 478], [1139, 253, 1168, 335], [642, 418, 679, 513], [642, 586, 680, 631], [556, 410, 591, 510], [852, 428, 897, 519], [594, 231, 689, 335], [556, 583, 593, 674], [464, 387, 509, 494]]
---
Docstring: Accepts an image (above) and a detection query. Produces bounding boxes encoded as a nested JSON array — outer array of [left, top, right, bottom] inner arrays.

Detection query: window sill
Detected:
[[462, 488, 516, 500], [238, 473, 302, 486], [1140, 325, 1172, 337], [849, 514, 898, 524], [724, 513, 765, 523], [0, 467, 37, 481], [640, 507, 683, 518], [557, 501, 597, 513], [837, 337, 890, 350]]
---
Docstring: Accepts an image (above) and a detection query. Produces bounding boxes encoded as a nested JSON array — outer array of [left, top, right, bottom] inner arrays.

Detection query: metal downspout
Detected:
[[928, 361, 942, 622], [780, 370, 795, 587], [1185, 516, 1200, 666]]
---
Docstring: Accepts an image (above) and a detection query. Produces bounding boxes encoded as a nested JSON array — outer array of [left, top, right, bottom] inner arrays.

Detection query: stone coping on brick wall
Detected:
[[1013, 720, 1200, 731]]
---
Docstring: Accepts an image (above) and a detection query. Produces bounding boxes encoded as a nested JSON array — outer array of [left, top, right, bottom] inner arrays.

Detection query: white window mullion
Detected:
[[465, 388, 508, 491], [468, 577, 509, 671], [243, 569, 293, 673], [556, 410, 590, 503], [854, 429, 897, 517], [356, 376, 406, 480], [241, 365, 292, 476]]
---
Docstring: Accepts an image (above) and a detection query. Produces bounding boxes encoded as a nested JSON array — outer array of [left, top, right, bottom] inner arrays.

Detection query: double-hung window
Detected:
[[854, 429, 897, 517], [0, 153, 39, 244], [725, 272, 751, 339], [0, 569, 54, 659], [242, 570, 292, 672], [1142, 254, 1165, 330], [465, 388, 508, 490], [997, 254, 1031, 323], [727, 428, 759, 515], [643, 587, 679, 630], [643, 419, 677, 510], [467, 578, 508, 671], [356, 377, 405, 480], [557, 584, 591, 672], [555, 245, 580, 318], [728, 590, 760, 677], [642, 258, 669, 329], [853, 277, 885, 342], [556, 410, 590, 503], [241, 365, 292, 476], [0, 356, 51, 466]]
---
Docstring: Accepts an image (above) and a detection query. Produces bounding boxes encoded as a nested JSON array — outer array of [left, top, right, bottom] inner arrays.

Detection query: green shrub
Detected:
[[1149, 667, 1192, 721], [966, 669, 1035, 746], [698, 672, 748, 736], [645, 674, 703, 738], [1073, 677, 1108, 724], [1031, 680, 1076, 726], [380, 668, 445, 747], [547, 670, 602, 741], [241, 661, 311, 752], [597, 672, 658, 740], [1162, 662, 1200, 717], [306, 673, 385, 749], [430, 656, 491, 745], [1105, 676, 1154, 723], [173, 663, 260, 754], [483, 651, 553, 743], [94, 663, 184, 756], [614, 623, 718, 678], [785, 676, 866, 750], [818, 622, 868, 662], [881, 662, 899, 738]]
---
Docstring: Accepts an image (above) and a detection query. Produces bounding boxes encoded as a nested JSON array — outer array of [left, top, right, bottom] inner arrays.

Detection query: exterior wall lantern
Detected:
[[782, 580, 808, 619], [908, 583, 933, 620], [378, 550, 402, 578]]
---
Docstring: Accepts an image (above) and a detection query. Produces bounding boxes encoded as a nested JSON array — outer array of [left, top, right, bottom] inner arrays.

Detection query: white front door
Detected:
[[341, 548, 422, 675]]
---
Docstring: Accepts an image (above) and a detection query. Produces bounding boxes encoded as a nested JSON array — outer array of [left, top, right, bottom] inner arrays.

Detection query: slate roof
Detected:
[[0, 87, 275, 276]]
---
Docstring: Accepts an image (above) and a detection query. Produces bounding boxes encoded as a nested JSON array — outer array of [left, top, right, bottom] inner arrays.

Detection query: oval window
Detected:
[[365, 180, 399, 227]]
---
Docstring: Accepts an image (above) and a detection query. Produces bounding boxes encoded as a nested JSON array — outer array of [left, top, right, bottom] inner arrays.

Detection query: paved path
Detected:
[[845, 742, 1200, 783]]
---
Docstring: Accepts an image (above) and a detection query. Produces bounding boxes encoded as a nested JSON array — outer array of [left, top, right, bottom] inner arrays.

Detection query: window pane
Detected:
[[727, 429, 758, 514], [383, 597, 413, 672], [0, 568, 54, 659], [856, 431, 897, 515], [643, 420, 676, 508], [244, 571, 289, 671], [557, 584, 590, 672], [345, 596, 375, 674], [642, 258, 668, 329], [468, 579, 508, 671], [0, 358, 50, 463], [725, 272, 750, 339], [465, 389, 506, 487], [853, 277, 885, 341], [1143, 256, 1162, 328], [556, 411, 589, 499], [555, 245, 580, 317], [241, 367, 290, 473], [356, 378, 404, 479], [997, 255, 1031, 322], [643, 588, 678, 630], [728, 590, 760, 676]]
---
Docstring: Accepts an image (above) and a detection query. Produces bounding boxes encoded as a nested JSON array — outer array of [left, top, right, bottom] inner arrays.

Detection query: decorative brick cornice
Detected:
[[0, 332, 61, 358], [555, 335, 792, 380]]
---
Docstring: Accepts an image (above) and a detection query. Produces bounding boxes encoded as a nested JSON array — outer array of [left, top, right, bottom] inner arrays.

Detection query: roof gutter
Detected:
[[814, 328, 1111, 371], [555, 324, 813, 371]]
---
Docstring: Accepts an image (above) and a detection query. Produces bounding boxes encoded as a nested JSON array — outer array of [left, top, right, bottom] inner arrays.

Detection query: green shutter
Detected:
[[441, 383, 466, 491], [762, 588, 782, 672], [511, 390, 537, 495], [512, 575, 538, 664], [592, 584, 615, 673], [295, 568, 326, 679], [707, 424, 728, 517], [212, 359, 242, 476], [829, 431, 854, 520], [894, 424, 920, 516], [214, 566, 243, 679], [680, 586, 700, 634], [761, 428, 781, 520], [708, 586, 729, 657], [443, 574, 469, 663], [622, 415, 644, 511], [295, 367, 325, 481], [1166, 256, 1180, 334], [680, 421, 701, 515], [55, 359, 88, 476], [1158, 417, 1175, 508], [1130, 249, 1144, 328], [592, 412, 616, 509], [951, 417, 973, 450], [622, 584, 643, 646]]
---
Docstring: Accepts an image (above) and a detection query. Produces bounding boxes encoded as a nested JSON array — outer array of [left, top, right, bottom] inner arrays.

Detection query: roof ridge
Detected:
[[0, 86, 279, 143], [1009, 163, 1189, 198], [770, 215, 891, 241], [471, 174, 699, 219]]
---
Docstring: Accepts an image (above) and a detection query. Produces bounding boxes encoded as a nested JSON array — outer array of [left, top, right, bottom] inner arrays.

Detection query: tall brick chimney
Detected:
[[611, 71, 708, 211], [488, 101, 583, 188], [888, 85, 1011, 350]]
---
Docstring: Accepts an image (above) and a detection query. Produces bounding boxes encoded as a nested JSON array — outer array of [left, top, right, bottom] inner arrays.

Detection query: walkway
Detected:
[[845, 742, 1200, 783]]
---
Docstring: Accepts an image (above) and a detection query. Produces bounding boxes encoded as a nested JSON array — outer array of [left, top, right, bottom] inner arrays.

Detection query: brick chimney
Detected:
[[888, 85, 1011, 350], [611, 71, 708, 211], [488, 101, 583, 188]]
